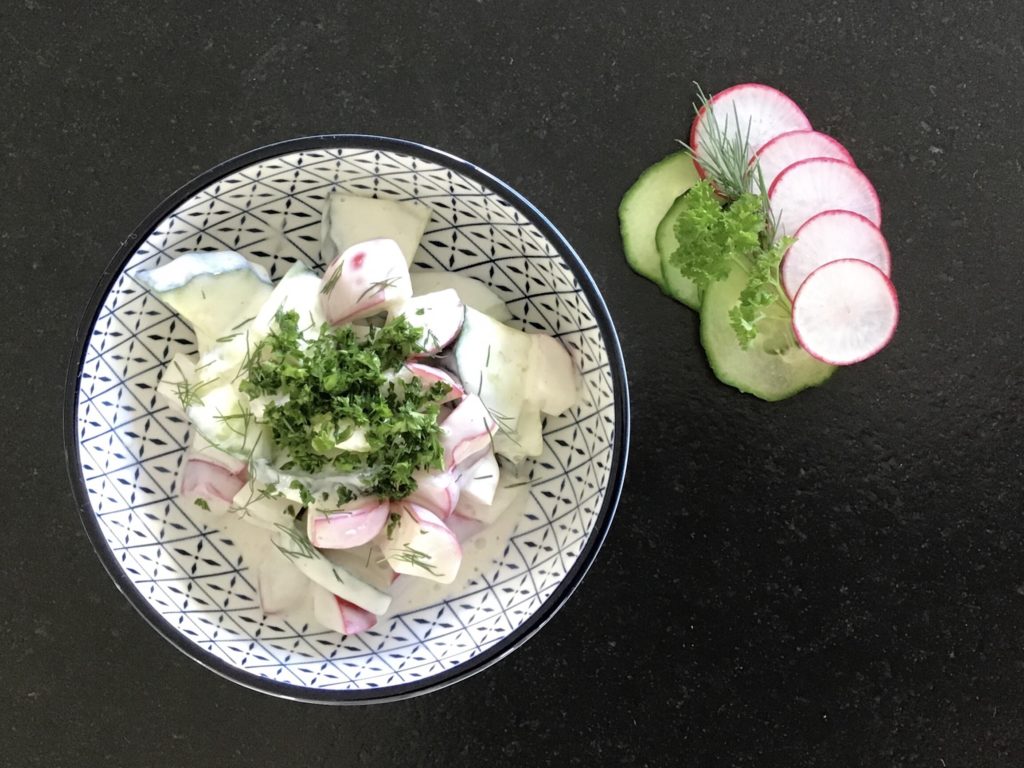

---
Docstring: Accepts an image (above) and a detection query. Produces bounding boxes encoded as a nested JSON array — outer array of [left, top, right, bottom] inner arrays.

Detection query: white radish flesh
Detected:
[[409, 271, 511, 321], [406, 470, 460, 519], [180, 458, 246, 513], [750, 130, 854, 193], [791, 259, 899, 366], [440, 394, 498, 468], [312, 585, 378, 635], [230, 485, 300, 531], [456, 451, 499, 508], [446, 513, 486, 544], [257, 545, 310, 615], [690, 83, 812, 173], [320, 193, 430, 266], [306, 497, 389, 549], [320, 238, 412, 324], [769, 158, 881, 239], [380, 503, 462, 584], [781, 210, 891, 299], [271, 521, 392, 615], [389, 289, 465, 355], [190, 431, 247, 475], [455, 464, 528, 525], [400, 363, 464, 403]]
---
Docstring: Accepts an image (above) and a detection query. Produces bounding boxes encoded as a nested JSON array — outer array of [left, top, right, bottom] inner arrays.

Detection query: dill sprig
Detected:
[[680, 83, 756, 201], [389, 543, 440, 576]]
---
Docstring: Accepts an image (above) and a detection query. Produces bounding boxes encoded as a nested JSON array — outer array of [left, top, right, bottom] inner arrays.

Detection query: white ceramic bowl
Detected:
[[66, 136, 628, 702]]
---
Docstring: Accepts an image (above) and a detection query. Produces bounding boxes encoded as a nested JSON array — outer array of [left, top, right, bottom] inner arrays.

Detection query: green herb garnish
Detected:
[[239, 310, 448, 498], [389, 543, 441, 576], [193, 498, 211, 511]]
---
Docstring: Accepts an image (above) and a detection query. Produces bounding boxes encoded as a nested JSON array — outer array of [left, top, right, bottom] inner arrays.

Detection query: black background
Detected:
[[4, 1, 1023, 766]]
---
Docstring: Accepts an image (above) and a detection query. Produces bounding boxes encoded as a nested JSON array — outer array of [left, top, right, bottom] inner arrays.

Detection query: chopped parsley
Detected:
[[239, 310, 449, 499]]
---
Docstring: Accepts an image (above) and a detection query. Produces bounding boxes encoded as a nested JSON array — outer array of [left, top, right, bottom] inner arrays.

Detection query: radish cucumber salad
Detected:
[[620, 83, 899, 401], [136, 193, 579, 635]]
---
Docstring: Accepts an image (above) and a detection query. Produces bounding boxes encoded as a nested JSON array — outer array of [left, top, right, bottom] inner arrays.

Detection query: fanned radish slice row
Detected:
[[769, 158, 881, 239], [792, 259, 898, 366], [690, 83, 812, 176], [781, 210, 891, 299], [750, 130, 855, 192]]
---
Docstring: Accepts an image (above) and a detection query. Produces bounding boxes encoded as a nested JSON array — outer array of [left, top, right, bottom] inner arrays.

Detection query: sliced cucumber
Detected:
[[619, 150, 700, 285], [701, 267, 835, 401], [656, 194, 700, 309], [321, 193, 430, 266]]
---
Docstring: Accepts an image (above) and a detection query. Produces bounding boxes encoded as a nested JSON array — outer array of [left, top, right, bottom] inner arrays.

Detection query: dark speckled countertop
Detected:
[[3, 1, 1023, 765]]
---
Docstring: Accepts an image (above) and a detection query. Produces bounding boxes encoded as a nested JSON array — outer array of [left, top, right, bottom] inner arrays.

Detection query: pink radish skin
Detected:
[[690, 83, 812, 177], [440, 394, 498, 468], [400, 363, 464, 403], [257, 546, 309, 615], [181, 458, 247, 513], [382, 502, 462, 584], [406, 469, 461, 519], [792, 259, 899, 366], [307, 497, 389, 549], [769, 158, 881, 239], [389, 289, 465, 356], [751, 130, 855, 192], [312, 585, 378, 635], [320, 238, 412, 325], [191, 433, 248, 475], [781, 210, 892, 299]]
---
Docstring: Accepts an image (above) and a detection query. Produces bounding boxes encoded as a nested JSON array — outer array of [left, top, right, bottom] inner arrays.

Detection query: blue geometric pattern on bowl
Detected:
[[69, 137, 626, 702]]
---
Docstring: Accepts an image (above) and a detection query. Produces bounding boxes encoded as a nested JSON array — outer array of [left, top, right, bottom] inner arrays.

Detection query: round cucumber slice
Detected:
[[619, 150, 700, 286], [655, 193, 700, 309], [700, 267, 835, 401]]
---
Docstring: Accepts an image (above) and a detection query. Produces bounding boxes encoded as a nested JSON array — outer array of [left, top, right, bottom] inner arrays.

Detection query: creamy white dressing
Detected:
[[194, 486, 527, 630]]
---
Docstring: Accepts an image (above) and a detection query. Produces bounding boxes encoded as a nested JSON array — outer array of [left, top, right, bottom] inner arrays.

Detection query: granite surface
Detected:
[[3, 0, 1023, 765]]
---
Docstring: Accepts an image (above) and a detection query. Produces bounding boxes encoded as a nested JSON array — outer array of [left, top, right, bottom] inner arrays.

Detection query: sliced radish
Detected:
[[399, 363, 464, 403], [781, 210, 891, 299], [180, 458, 246, 513], [406, 469, 460, 519], [690, 83, 812, 175], [320, 238, 412, 324], [190, 432, 248, 475], [750, 130, 854, 192], [791, 259, 898, 365], [312, 585, 378, 635], [389, 289, 465, 355], [456, 450, 499, 508], [455, 464, 528, 524], [257, 545, 309, 616], [440, 394, 498, 468], [380, 502, 462, 584], [306, 496, 389, 549], [769, 158, 881, 239]]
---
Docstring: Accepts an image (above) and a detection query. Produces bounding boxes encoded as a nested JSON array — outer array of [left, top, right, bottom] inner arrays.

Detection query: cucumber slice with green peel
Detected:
[[700, 267, 835, 401], [619, 150, 700, 285], [656, 194, 701, 309]]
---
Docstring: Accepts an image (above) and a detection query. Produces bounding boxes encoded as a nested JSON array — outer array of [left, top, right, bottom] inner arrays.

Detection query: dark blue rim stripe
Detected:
[[63, 135, 631, 705]]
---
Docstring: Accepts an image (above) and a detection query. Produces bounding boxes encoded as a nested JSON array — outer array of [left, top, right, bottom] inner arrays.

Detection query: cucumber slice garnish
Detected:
[[619, 150, 700, 286], [701, 266, 835, 401], [655, 193, 700, 309]]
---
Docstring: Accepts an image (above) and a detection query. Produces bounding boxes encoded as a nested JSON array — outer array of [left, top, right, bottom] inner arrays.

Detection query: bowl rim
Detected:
[[63, 134, 630, 704]]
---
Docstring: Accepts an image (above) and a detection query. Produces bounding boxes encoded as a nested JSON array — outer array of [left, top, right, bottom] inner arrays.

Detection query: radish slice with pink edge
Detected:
[[750, 130, 855, 192], [181, 457, 247, 513], [792, 259, 899, 366], [320, 238, 412, 324], [388, 289, 465, 356], [306, 496, 390, 549], [440, 393, 498, 468], [769, 158, 881, 239], [781, 210, 891, 299], [405, 469, 460, 519], [690, 83, 812, 176], [399, 363, 464, 403], [381, 502, 462, 584], [312, 585, 378, 635]]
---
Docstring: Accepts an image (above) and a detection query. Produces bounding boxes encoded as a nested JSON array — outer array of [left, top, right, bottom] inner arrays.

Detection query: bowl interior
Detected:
[[71, 139, 624, 700]]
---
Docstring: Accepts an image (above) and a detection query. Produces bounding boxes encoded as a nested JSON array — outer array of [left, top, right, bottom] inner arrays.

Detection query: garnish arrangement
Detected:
[[135, 193, 579, 635], [620, 83, 899, 400]]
